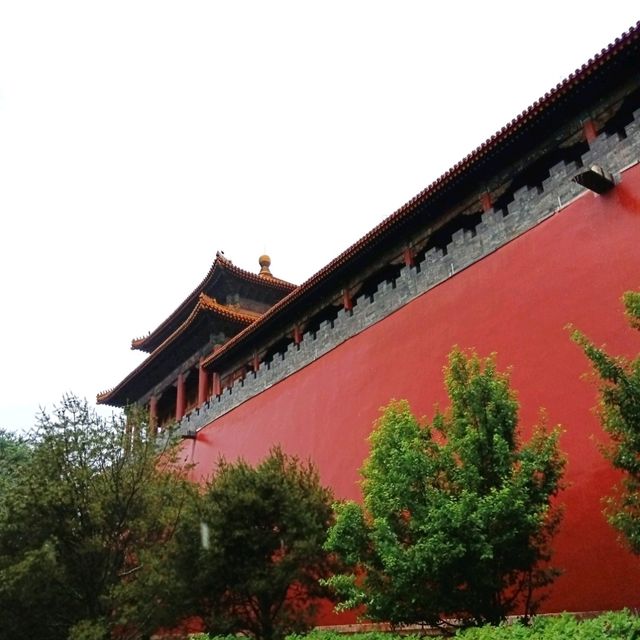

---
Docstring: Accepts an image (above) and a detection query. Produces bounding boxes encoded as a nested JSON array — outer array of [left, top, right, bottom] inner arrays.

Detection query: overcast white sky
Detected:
[[0, 2, 638, 432]]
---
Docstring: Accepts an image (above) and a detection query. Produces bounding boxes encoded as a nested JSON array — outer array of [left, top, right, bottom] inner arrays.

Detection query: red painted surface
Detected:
[[149, 395, 158, 419], [212, 371, 221, 398], [183, 163, 640, 621], [343, 288, 353, 312], [198, 361, 209, 405], [403, 247, 415, 268], [583, 119, 598, 143], [175, 373, 186, 421]]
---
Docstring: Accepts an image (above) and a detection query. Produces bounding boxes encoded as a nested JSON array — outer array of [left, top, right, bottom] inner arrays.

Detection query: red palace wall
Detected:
[[183, 162, 640, 618]]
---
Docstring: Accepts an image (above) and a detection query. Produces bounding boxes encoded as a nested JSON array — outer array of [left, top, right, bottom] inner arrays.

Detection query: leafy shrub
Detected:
[[177, 447, 337, 640], [458, 610, 640, 639], [325, 349, 565, 628], [264, 611, 640, 639], [572, 290, 640, 553]]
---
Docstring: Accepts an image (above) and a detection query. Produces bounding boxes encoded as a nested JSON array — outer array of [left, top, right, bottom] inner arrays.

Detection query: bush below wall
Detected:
[[455, 611, 640, 638], [189, 610, 640, 640]]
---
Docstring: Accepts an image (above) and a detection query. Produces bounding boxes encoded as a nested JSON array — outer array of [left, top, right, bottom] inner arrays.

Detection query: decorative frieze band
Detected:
[[178, 107, 640, 438]]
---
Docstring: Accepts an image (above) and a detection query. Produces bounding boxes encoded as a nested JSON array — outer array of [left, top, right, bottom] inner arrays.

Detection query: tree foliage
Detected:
[[325, 349, 565, 630], [0, 395, 195, 640], [0, 428, 30, 495], [285, 610, 640, 640], [173, 447, 338, 640], [572, 290, 640, 552]]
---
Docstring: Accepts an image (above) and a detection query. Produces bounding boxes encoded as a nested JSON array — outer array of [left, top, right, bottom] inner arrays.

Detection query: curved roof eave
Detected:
[[131, 252, 296, 353], [202, 21, 640, 372], [98, 294, 257, 406]]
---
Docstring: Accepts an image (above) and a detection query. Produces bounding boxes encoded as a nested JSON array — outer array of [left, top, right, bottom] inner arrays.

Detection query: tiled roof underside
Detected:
[[201, 22, 640, 371]]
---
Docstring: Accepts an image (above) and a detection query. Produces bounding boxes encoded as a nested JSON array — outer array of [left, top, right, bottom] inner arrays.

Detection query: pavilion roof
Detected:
[[99, 21, 640, 408], [98, 293, 258, 406], [131, 252, 295, 353]]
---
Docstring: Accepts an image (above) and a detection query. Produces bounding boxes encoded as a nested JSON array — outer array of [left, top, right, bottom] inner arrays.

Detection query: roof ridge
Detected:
[[201, 20, 640, 370], [101, 287, 258, 406], [131, 253, 296, 352]]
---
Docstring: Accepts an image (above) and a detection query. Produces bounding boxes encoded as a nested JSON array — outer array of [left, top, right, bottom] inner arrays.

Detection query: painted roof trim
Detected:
[[202, 21, 640, 370], [131, 251, 296, 352], [98, 293, 257, 405]]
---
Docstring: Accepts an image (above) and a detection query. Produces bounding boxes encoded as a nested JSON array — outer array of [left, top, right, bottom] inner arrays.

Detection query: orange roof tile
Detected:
[[201, 21, 640, 370], [98, 293, 258, 406], [102, 22, 640, 404], [131, 252, 295, 352]]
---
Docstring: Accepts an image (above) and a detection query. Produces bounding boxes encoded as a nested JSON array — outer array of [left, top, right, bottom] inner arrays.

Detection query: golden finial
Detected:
[[258, 254, 272, 278]]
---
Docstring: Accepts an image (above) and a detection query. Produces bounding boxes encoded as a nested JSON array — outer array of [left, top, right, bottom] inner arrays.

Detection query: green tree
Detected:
[[0, 428, 30, 494], [0, 395, 195, 640], [572, 290, 640, 552], [174, 447, 337, 640], [325, 349, 565, 631]]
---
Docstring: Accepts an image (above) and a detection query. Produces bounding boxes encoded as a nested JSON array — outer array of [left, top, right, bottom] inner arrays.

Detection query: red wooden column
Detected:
[[583, 119, 598, 142], [212, 372, 222, 397], [175, 372, 186, 421], [149, 395, 158, 435], [198, 360, 209, 405], [293, 325, 302, 346], [252, 352, 260, 373], [342, 288, 353, 312], [403, 247, 415, 268]]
